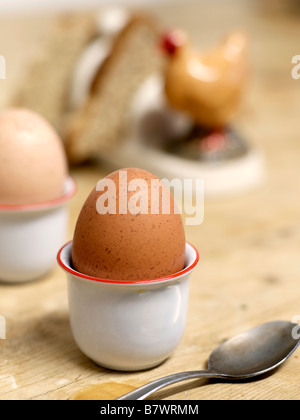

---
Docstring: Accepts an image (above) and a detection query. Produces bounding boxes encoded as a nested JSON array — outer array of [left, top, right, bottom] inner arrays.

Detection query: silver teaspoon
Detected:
[[117, 320, 300, 400]]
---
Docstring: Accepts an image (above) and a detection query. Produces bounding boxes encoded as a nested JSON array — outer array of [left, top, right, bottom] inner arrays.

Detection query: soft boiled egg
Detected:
[[0, 108, 68, 205], [72, 168, 186, 281]]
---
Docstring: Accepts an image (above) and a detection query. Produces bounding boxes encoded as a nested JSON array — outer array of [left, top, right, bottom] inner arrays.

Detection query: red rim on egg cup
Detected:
[[57, 241, 199, 285], [0, 177, 77, 212]]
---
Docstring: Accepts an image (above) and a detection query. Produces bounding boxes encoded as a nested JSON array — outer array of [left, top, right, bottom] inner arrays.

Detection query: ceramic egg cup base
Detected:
[[0, 177, 76, 283], [58, 241, 199, 372]]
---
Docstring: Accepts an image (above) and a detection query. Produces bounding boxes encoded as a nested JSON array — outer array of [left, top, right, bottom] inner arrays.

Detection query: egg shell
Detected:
[[72, 168, 186, 281], [0, 108, 68, 205]]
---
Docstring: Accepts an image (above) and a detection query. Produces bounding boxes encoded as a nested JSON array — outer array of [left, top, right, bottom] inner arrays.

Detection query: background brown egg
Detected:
[[0, 108, 68, 205], [72, 168, 186, 281]]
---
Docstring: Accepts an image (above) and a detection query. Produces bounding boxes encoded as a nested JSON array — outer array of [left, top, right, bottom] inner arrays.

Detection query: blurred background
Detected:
[[0, 0, 165, 14], [1, 0, 299, 14], [0, 0, 300, 189]]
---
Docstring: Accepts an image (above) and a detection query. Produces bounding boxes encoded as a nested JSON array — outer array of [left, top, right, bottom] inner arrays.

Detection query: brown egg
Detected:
[[0, 108, 68, 205], [72, 168, 186, 281]]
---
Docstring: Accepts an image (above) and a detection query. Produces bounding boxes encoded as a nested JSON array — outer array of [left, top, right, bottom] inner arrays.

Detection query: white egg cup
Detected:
[[0, 177, 76, 283], [57, 241, 199, 371]]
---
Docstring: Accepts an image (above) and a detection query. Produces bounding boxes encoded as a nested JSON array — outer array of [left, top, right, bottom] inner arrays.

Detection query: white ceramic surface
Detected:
[[0, 177, 76, 283], [58, 241, 199, 371]]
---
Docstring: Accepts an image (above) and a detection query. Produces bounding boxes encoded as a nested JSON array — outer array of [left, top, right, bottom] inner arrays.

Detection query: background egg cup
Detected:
[[57, 241, 199, 371], [0, 177, 76, 283]]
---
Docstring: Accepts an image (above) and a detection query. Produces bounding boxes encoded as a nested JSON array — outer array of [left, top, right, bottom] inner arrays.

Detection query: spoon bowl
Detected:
[[117, 321, 300, 400], [208, 321, 300, 378]]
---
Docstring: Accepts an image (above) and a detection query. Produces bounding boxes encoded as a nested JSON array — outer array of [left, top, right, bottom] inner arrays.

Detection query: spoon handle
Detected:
[[116, 369, 221, 400]]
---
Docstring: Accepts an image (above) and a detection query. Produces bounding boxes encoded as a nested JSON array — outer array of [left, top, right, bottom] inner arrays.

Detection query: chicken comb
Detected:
[[160, 29, 187, 56]]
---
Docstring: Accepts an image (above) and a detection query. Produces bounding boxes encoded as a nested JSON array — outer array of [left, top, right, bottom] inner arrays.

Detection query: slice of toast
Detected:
[[63, 15, 163, 164], [12, 13, 98, 131]]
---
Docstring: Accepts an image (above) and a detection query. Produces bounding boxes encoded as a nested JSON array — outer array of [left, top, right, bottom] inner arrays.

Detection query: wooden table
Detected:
[[1, 0, 300, 400]]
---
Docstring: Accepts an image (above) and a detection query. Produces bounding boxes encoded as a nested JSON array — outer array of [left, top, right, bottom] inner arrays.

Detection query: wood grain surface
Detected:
[[1, 0, 300, 400]]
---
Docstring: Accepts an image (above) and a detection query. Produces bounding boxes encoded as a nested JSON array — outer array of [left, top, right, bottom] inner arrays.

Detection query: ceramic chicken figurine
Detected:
[[161, 29, 248, 129]]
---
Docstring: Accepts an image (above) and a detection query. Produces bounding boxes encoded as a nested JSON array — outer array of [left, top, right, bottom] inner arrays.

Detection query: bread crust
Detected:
[[64, 14, 162, 163]]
